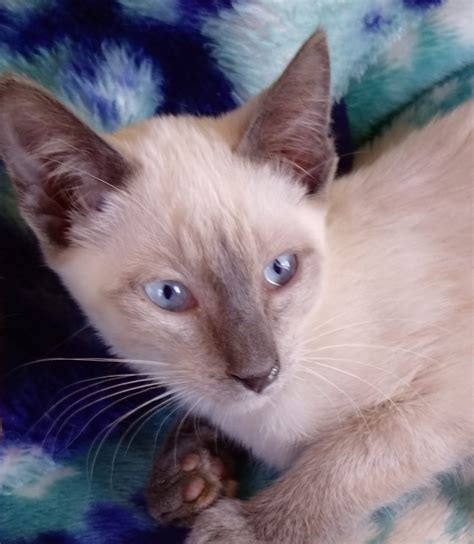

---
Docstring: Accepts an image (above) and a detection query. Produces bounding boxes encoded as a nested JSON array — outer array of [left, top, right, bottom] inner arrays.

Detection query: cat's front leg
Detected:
[[188, 402, 467, 544], [146, 419, 241, 526], [188, 499, 262, 544]]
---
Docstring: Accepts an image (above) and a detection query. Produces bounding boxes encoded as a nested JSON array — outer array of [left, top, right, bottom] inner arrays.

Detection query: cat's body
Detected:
[[0, 32, 472, 543], [214, 103, 474, 470]]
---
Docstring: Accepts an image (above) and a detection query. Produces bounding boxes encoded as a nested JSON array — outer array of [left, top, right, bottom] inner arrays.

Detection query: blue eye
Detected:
[[264, 254, 298, 288], [144, 280, 196, 312]]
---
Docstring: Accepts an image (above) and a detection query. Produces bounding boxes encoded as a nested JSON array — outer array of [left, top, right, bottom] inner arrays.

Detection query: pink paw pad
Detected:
[[180, 452, 229, 503], [183, 475, 206, 502]]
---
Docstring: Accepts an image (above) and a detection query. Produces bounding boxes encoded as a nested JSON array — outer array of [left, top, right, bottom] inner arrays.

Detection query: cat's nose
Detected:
[[231, 360, 280, 393]]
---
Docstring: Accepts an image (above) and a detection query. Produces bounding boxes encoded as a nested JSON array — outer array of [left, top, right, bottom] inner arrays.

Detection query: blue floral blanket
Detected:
[[0, 1, 473, 543]]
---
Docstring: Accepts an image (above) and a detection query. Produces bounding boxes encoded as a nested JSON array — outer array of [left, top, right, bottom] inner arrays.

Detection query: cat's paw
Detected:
[[186, 499, 260, 544], [146, 424, 238, 526]]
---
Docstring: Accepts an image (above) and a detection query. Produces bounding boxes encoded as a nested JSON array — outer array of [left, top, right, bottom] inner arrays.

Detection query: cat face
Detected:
[[56, 121, 327, 412], [0, 31, 336, 414]]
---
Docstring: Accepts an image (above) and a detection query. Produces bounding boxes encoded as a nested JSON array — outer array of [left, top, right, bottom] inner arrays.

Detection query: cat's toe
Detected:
[[146, 448, 238, 526], [183, 474, 207, 502], [181, 452, 202, 473]]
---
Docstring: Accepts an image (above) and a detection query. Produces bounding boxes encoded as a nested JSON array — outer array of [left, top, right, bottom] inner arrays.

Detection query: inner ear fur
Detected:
[[0, 74, 132, 247], [225, 30, 337, 193]]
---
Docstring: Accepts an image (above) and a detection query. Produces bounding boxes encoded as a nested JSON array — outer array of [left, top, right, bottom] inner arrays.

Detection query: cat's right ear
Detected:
[[226, 30, 337, 194], [0, 75, 132, 250]]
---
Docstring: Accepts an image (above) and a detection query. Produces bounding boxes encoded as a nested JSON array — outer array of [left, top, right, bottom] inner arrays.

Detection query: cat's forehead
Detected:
[[111, 117, 311, 246], [116, 115, 297, 198]]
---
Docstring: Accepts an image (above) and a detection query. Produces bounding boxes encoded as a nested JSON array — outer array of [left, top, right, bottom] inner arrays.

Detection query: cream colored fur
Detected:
[[0, 36, 472, 540], [45, 102, 472, 543]]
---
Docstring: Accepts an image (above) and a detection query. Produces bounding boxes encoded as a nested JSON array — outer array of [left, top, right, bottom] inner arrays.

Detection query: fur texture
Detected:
[[0, 28, 472, 543], [1, 3, 473, 544]]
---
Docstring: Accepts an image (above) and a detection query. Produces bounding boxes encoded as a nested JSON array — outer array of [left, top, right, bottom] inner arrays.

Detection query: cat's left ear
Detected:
[[231, 30, 336, 194]]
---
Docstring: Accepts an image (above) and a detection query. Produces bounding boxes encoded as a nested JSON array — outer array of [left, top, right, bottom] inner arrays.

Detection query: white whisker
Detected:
[[309, 343, 439, 363], [109, 391, 188, 490], [293, 372, 344, 427], [152, 397, 190, 456], [305, 318, 454, 346], [304, 358, 409, 425], [63, 379, 191, 453], [47, 378, 161, 451], [2, 356, 175, 381], [124, 395, 182, 455], [29, 374, 151, 437], [173, 398, 203, 469], [86, 388, 178, 486], [299, 366, 371, 434], [45, 324, 91, 355]]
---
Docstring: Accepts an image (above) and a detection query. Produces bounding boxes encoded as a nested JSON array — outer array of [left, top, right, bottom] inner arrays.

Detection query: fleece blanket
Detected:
[[0, 1, 473, 543]]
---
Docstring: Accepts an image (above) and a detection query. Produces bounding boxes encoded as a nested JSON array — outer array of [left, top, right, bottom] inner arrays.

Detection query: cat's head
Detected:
[[0, 32, 336, 414]]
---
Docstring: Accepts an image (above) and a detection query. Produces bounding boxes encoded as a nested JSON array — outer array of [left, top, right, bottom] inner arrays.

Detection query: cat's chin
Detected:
[[186, 381, 280, 420], [230, 390, 274, 413]]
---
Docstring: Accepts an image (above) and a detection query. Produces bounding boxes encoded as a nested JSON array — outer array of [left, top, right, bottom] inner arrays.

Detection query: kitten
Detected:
[[0, 31, 472, 544]]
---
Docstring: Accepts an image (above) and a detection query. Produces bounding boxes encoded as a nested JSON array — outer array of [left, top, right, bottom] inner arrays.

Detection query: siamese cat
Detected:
[[0, 31, 472, 544]]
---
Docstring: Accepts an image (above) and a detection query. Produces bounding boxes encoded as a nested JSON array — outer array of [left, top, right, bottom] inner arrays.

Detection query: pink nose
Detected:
[[231, 362, 280, 393]]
